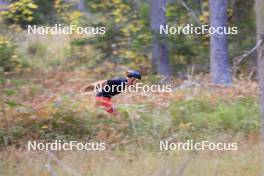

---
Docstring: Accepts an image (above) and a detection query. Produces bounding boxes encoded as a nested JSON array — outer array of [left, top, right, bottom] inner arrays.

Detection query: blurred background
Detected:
[[0, 0, 262, 175]]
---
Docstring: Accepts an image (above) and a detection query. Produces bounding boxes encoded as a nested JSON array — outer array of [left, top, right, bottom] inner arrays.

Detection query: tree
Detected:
[[256, 0, 264, 163], [150, 0, 172, 75], [77, 0, 86, 11], [209, 0, 232, 85]]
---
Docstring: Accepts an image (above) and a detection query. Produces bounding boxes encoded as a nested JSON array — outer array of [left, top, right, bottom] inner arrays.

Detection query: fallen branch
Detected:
[[233, 39, 263, 71]]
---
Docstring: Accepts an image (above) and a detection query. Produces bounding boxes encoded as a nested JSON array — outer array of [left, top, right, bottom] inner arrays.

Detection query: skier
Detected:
[[78, 70, 142, 114]]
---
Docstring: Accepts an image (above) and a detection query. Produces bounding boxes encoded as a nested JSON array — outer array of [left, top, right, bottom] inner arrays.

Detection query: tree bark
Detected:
[[0, 0, 8, 11], [256, 0, 264, 170], [77, 0, 86, 12], [150, 0, 172, 76], [209, 0, 232, 85]]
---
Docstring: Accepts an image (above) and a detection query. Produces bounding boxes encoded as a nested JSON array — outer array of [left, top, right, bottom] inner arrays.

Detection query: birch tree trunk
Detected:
[[209, 0, 232, 85], [77, 0, 86, 12], [150, 0, 172, 75], [0, 0, 8, 11], [256, 0, 264, 170]]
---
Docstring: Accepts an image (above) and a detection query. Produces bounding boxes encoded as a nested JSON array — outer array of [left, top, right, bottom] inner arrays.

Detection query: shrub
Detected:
[[27, 41, 47, 57], [0, 36, 29, 72], [0, 0, 38, 27], [0, 37, 18, 72], [169, 97, 260, 137]]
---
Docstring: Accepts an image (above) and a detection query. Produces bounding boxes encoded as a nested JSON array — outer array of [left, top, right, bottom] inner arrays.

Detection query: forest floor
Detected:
[[0, 140, 260, 176], [0, 70, 261, 176]]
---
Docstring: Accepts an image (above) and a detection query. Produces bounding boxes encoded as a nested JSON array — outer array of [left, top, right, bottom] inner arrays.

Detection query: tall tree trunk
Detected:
[[150, 0, 172, 76], [209, 0, 232, 85], [256, 0, 264, 169], [77, 0, 86, 12], [0, 0, 8, 11]]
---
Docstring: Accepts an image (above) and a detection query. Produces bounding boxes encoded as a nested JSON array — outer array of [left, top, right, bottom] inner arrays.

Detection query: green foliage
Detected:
[[169, 97, 259, 138], [0, 0, 77, 26], [1, 0, 38, 27], [0, 0, 257, 74], [27, 41, 47, 57], [82, 0, 152, 71], [54, 0, 78, 23], [1, 92, 258, 146], [118, 104, 172, 138], [0, 36, 29, 72], [0, 0, 260, 148], [0, 37, 18, 72]]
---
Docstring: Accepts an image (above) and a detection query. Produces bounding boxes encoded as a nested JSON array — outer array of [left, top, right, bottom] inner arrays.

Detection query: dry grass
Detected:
[[0, 139, 260, 176], [0, 69, 262, 176]]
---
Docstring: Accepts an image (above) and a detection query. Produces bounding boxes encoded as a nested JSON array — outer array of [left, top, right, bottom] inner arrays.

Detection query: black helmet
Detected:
[[126, 70, 142, 80]]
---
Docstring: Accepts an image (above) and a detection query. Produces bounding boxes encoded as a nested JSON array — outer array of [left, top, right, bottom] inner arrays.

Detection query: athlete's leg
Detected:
[[95, 96, 114, 114]]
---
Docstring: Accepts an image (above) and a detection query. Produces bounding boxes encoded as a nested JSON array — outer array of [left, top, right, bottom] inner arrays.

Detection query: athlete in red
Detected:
[[80, 70, 141, 114]]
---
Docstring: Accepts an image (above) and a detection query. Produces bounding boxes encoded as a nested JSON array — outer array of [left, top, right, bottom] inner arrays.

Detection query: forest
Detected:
[[0, 0, 263, 175]]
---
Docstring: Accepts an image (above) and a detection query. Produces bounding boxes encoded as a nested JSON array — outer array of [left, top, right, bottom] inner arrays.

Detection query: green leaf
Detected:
[[3, 89, 16, 97], [6, 100, 19, 108]]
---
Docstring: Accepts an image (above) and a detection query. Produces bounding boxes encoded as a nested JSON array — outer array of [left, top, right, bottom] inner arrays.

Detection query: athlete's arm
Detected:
[[83, 80, 107, 92]]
